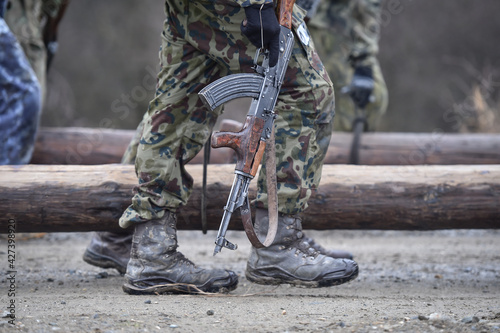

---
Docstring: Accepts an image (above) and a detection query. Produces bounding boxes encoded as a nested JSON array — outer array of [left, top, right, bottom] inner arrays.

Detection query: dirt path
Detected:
[[2, 229, 499, 332]]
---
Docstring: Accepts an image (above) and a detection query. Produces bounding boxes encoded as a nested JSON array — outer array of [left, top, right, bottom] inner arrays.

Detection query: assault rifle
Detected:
[[199, 0, 296, 255]]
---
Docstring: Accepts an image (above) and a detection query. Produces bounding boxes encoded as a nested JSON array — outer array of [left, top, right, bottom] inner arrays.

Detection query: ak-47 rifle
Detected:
[[199, 0, 296, 256]]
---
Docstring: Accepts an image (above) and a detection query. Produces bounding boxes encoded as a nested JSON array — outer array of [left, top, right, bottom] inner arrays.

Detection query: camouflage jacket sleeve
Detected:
[[232, 0, 273, 7], [309, 0, 383, 68]]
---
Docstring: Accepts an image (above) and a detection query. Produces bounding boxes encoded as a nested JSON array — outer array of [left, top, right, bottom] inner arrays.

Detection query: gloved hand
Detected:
[[344, 66, 375, 109], [241, 3, 281, 67]]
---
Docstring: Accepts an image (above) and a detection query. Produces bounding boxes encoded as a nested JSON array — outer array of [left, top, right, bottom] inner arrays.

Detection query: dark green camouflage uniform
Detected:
[[307, 0, 388, 131], [4, 0, 65, 98], [120, 0, 335, 228]]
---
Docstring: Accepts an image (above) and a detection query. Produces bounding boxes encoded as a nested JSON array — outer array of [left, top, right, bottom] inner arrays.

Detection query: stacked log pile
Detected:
[[0, 126, 498, 233], [31, 127, 500, 165], [1, 163, 498, 232]]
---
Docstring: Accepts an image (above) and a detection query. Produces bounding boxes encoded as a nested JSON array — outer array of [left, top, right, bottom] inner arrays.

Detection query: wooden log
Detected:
[[1, 164, 499, 233], [31, 127, 131, 165], [31, 126, 500, 165], [30, 127, 235, 165], [329, 132, 500, 165]]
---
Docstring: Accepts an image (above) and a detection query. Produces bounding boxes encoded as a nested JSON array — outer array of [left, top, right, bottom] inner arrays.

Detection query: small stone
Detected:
[[144, 300, 152, 304], [418, 315, 429, 321], [207, 310, 214, 316], [429, 313, 443, 321], [461, 316, 479, 324]]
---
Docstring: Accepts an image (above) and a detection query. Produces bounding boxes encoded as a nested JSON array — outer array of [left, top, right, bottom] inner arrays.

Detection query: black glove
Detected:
[[345, 66, 375, 109], [241, 3, 281, 67]]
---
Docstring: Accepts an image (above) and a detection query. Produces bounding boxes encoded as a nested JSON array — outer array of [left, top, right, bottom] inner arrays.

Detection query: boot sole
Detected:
[[82, 249, 127, 275], [245, 265, 359, 288], [122, 280, 238, 295]]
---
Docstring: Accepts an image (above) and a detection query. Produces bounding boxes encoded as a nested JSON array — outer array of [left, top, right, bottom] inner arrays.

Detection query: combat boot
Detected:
[[122, 211, 238, 295], [302, 234, 354, 259], [83, 231, 133, 274], [246, 208, 358, 288]]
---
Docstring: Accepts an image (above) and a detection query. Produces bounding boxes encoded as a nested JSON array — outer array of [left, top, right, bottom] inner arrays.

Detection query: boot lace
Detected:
[[171, 251, 196, 267], [288, 218, 320, 258]]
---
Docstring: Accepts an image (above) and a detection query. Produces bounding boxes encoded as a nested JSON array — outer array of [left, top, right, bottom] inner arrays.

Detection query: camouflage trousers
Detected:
[[119, 0, 335, 228]]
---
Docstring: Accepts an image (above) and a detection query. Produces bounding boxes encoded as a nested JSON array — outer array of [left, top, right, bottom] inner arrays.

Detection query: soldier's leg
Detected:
[[119, 0, 270, 294], [82, 231, 133, 275], [246, 8, 358, 287], [83, 117, 144, 273], [256, 7, 354, 259]]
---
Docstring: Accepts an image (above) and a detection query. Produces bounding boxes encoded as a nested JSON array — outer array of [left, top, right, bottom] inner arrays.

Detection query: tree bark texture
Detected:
[[31, 127, 500, 165], [1, 164, 499, 233]]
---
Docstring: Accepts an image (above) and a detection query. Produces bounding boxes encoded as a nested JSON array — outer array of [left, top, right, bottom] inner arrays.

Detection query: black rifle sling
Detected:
[[201, 136, 211, 234]]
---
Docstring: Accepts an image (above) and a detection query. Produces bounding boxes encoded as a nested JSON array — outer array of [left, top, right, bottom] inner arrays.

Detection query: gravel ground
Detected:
[[1, 229, 499, 332]]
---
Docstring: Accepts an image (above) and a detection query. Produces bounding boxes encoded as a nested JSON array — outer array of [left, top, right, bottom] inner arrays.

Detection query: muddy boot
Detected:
[[246, 208, 358, 288], [83, 231, 133, 275], [302, 234, 354, 260], [122, 211, 238, 295]]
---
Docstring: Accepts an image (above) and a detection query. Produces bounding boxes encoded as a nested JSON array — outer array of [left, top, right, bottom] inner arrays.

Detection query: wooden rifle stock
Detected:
[[276, 0, 296, 29], [211, 116, 265, 177]]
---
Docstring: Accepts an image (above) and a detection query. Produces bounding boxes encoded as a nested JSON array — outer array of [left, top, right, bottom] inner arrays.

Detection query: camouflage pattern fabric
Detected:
[[1, 0, 65, 164], [307, 0, 388, 131], [4, 0, 65, 98], [0, 18, 41, 164], [119, 0, 335, 228]]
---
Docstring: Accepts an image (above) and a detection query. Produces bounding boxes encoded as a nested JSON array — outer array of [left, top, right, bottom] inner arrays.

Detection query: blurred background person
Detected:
[[302, 0, 388, 133], [1, 0, 41, 164], [1, 0, 68, 164]]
